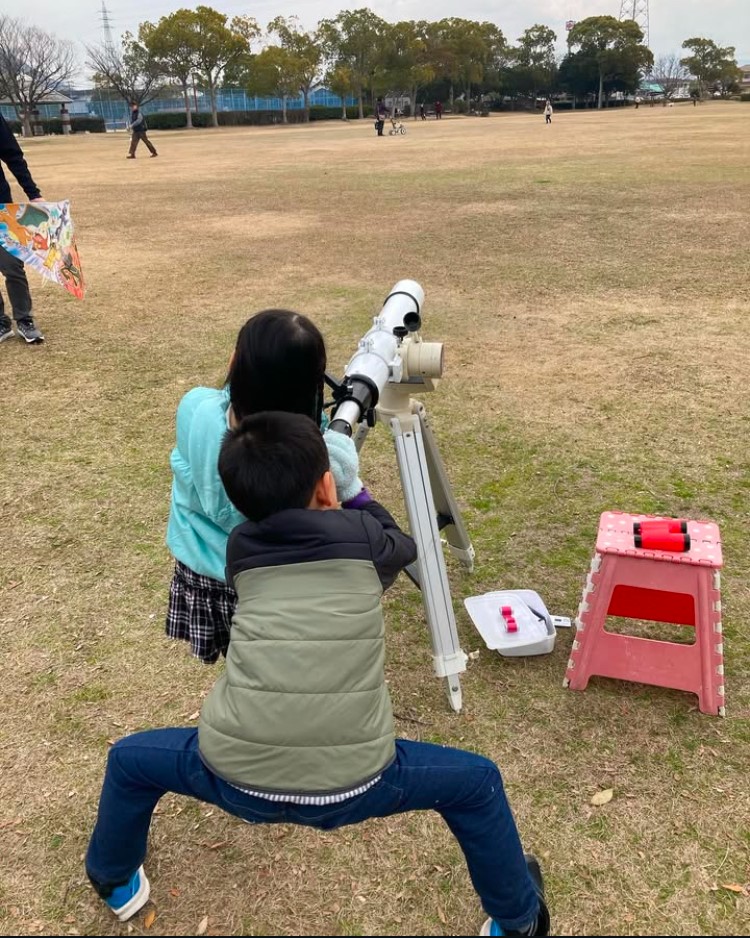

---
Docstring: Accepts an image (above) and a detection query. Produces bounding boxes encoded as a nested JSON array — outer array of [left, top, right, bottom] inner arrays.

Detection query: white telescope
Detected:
[[328, 280, 443, 435], [326, 281, 473, 712]]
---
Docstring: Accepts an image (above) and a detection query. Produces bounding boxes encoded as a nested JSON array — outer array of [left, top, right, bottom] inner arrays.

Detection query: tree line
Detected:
[[0, 8, 743, 135]]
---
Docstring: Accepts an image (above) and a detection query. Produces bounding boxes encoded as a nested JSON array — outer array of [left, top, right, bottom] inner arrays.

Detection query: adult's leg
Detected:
[[85, 728, 285, 893], [128, 132, 140, 157], [142, 132, 158, 156], [291, 740, 540, 933], [0, 248, 33, 322]]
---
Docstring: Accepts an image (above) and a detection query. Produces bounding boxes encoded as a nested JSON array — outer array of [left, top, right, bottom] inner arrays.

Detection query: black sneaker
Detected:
[[15, 318, 44, 344], [0, 321, 13, 344], [480, 855, 550, 936]]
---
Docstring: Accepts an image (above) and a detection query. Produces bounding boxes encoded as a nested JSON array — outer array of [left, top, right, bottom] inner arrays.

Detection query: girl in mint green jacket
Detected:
[[165, 309, 362, 662]]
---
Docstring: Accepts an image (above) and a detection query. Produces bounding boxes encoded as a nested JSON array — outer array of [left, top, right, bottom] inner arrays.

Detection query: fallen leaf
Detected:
[[187, 710, 200, 721], [208, 841, 229, 850], [590, 788, 614, 806], [169, 888, 181, 898], [144, 909, 156, 929], [197, 916, 209, 935], [437, 903, 447, 924], [720, 884, 748, 894]]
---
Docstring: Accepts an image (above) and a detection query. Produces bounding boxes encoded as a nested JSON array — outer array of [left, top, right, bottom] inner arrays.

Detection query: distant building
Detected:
[[0, 88, 77, 122], [740, 64, 750, 86]]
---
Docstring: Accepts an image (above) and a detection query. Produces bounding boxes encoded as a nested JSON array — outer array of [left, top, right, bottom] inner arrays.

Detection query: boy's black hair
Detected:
[[227, 309, 326, 428], [218, 411, 330, 522]]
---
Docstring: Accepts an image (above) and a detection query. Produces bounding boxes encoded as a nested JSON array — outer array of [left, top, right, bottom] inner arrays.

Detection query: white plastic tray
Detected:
[[464, 589, 557, 657]]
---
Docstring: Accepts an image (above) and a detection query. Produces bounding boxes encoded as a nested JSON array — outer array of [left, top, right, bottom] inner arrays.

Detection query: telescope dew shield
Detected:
[[379, 280, 424, 335]]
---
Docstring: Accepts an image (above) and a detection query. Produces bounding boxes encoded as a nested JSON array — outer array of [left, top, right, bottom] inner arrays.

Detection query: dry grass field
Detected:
[[1, 103, 749, 937]]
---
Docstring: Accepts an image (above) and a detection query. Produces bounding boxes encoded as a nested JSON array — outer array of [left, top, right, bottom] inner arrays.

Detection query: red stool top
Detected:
[[596, 511, 722, 568]]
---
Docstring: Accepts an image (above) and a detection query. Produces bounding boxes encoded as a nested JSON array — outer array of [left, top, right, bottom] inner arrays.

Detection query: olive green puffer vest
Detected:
[[198, 558, 396, 794]]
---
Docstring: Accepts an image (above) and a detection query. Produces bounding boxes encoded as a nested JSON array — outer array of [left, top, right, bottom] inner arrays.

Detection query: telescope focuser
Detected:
[[325, 373, 379, 436]]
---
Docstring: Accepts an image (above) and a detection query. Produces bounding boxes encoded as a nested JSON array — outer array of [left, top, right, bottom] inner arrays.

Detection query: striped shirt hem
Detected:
[[230, 776, 381, 806]]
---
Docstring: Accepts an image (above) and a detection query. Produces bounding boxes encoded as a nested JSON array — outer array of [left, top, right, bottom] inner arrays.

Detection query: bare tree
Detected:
[[86, 33, 163, 111], [652, 53, 691, 104], [0, 15, 77, 137]]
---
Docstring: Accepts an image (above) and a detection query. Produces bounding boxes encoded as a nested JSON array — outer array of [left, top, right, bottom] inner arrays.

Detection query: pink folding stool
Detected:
[[564, 511, 725, 716]]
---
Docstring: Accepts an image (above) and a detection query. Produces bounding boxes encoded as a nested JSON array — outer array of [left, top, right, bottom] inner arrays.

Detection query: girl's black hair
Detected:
[[227, 310, 326, 426]]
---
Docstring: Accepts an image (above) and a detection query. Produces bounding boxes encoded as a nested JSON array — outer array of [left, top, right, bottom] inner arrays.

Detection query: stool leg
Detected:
[[565, 554, 614, 690], [696, 568, 725, 716]]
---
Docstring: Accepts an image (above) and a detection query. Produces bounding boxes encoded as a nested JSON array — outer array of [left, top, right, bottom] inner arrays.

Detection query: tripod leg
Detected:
[[389, 413, 467, 712], [415, 403, 475, 572]]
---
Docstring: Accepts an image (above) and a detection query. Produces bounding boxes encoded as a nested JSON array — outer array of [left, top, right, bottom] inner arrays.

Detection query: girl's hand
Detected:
[[323, 430, 363, 503]]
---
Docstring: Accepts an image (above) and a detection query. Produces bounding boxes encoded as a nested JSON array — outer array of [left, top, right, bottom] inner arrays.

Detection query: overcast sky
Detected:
[[19, 0, 750, 80]]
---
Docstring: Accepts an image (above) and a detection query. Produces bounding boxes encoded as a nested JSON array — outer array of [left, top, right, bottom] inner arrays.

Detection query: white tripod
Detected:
[[354, 380, 474, 712], [327, 279, 474, 711]]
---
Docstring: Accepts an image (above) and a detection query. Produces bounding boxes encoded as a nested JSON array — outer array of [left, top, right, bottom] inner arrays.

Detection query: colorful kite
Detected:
[[0, 200, 85, 299]]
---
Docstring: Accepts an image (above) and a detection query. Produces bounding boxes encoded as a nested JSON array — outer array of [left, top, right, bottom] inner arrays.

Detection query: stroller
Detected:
[[388, 115, 406, 136]]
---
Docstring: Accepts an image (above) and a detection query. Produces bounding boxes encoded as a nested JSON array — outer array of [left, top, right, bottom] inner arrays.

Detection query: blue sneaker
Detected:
[[104, 866, 151, 921], [480, 919, 505, 935]]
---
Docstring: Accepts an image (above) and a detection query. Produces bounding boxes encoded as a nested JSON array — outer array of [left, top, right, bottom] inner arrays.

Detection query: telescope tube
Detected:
[[329, 281, 425, 435]]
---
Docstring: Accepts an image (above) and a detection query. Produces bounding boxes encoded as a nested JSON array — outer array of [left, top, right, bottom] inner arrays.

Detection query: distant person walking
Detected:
[[419, 103, 426, 121], [434, 100, 443, 120], [127, 102, 158, 160], [634, 95, 642, 109], [544, 100, 553, 124], [375, 97, 387, 137], [0, 113, 45, 345]]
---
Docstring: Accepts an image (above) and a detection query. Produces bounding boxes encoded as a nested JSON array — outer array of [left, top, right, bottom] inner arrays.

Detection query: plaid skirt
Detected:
[[165, 561, 237, 664]]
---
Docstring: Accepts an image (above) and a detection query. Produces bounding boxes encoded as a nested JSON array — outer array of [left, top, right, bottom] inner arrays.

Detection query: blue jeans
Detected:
[[86, 729, 539, 931]]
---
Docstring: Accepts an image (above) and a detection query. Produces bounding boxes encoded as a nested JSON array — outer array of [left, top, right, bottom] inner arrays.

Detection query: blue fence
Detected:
[[2, 87, 358, 127]]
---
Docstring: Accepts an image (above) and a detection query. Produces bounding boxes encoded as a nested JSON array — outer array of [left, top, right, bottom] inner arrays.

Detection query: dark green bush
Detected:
[[145, 105, 373, 129], [6, 115, 105, 135], [740, 92, 750, 102], [70, 116, 106, 133], [144, 112, 190, 129]]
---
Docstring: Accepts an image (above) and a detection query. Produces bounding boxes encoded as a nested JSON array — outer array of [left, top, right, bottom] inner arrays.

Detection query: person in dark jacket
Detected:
[[375, 97, 387, 136], [84, 411, 550, 936], [127, 102, 158, 159], [0, 114, 45, 344]]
